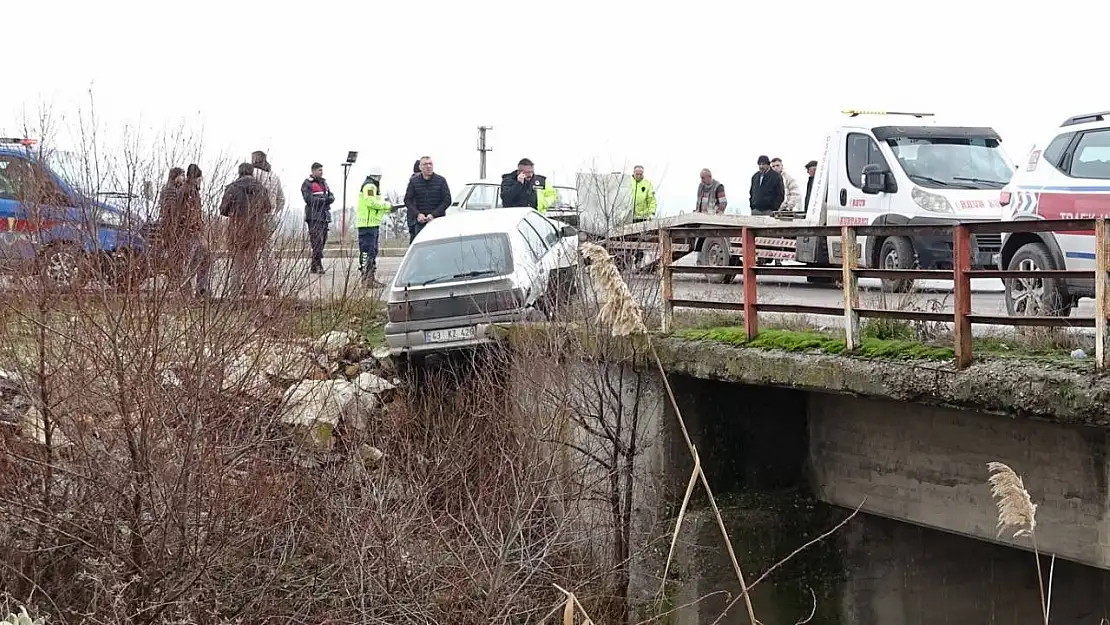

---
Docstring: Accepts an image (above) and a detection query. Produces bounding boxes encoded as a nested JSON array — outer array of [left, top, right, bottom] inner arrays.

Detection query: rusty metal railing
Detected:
[[658, 219, 1109, 369]]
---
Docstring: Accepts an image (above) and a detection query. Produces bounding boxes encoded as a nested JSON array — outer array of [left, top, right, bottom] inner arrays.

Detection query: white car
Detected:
[[446, 179, 581, 228], [999, 110, 1110, 316], [384, 207, 579, 359]]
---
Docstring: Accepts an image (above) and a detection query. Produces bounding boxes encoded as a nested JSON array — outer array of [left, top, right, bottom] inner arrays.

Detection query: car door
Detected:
[[0, 154, 43, 264], [524, 212, 578, 300], [830, 132, 894, 265], [515, 217, 551, 303]]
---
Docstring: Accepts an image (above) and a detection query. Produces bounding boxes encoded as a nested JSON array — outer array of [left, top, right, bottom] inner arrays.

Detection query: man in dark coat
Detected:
[[402, 156, 451, 243], [300, 162, 334, 274], [803, 159, 818, 212], [220, 162, 274, 297], [749, 155, 785, 216]]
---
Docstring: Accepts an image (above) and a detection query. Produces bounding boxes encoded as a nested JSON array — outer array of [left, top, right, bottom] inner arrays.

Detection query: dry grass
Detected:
[[986, 461, 1051, 625]]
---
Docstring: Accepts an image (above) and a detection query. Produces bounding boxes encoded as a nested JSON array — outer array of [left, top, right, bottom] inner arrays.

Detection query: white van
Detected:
[[384, 207, 579, 359], [997, 110, 1110, 316]]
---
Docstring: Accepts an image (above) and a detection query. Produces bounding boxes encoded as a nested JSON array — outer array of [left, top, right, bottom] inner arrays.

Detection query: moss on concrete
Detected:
[[678, 327, 955, 361]]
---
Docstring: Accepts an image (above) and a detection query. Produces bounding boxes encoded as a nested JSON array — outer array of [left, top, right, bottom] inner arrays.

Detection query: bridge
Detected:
[[500, 218, 1110, 623]]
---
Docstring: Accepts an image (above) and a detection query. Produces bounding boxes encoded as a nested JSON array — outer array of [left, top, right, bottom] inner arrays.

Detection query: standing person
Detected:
[[403, 156, 451, 243], [631, 165, 657, 222], [356, 167, 392, 287], [749, 155, 785, 216], [157, 167, 184, 223], [803, 160, 818, 212], [301, 162, 334, 274], [219, 162, 274, 298], [695, 168, 727, 214], [251, 150, 285, 294], [500, 158, 557, 214], [770, 157, 801, 213], [166, 164, 211, 297]]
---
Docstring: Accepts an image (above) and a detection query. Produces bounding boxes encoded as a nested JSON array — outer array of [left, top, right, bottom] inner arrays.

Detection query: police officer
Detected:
[[500, 157, 557, 214], [631, 165, 657, 222], [356, 166, 392, 287]]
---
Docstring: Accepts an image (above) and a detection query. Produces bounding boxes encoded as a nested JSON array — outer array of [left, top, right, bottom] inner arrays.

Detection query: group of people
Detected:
[[347, 155, 565, 287], [695, 156, 820, 216], [156, 151, 284, 298]]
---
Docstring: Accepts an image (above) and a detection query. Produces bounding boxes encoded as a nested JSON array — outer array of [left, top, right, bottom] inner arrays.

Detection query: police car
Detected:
[[998, 111, 1110, 317], [0, 138, 147, 289]]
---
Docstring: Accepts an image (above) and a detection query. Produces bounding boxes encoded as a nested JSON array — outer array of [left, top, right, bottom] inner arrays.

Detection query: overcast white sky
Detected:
[[3, 0, 1109, 217]]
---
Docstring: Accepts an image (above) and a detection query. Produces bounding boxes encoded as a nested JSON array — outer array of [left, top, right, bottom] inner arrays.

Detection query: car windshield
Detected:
[[886, 136, 1014, 189], [395, 233, 514, 287]]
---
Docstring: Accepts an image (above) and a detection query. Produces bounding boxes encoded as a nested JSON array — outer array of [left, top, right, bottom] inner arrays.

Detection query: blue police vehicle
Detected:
[[0, 137, 148, 289]]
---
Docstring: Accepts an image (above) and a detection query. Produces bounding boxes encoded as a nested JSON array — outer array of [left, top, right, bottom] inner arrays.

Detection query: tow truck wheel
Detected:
[[39, 243, 88, 291], [1004, 242, 1071, 317], [878, 236, 916, 293], [697, 236, 737, 284]]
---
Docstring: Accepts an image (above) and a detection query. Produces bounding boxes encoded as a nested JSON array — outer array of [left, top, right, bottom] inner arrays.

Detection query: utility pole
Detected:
[[477, 125, 493, 180]]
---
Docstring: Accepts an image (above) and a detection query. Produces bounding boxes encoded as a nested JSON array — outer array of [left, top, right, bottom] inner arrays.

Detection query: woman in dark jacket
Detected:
[[167, 164, 211, 296]]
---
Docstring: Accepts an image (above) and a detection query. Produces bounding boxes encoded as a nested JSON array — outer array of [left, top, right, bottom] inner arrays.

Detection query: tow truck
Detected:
[[602, 110, 1017, 291], [0, 138, 148, 289]]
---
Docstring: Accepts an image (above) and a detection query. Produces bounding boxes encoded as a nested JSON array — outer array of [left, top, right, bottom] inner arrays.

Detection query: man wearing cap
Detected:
[[749, 155, 785, 216], [804, 160, 818, 211]]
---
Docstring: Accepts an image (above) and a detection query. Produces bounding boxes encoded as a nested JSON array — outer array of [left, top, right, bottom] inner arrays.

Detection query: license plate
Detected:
[[425, 326, 477, 344]]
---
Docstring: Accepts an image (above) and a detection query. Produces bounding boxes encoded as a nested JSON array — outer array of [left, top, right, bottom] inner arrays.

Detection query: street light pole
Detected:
[[340, 151, 358, 245]]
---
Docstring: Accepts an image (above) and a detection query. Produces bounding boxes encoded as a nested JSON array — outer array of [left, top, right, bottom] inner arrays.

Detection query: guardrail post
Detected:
[[1096, 219, 1108, 369], [660, 227, 674, 333], [953, 224, 973, 368], [841, 226, 861, 350], [742, 227, 758, 340]]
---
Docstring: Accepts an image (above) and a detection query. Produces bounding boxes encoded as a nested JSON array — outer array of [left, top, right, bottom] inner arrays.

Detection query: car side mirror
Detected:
[[861, 164, 896, 195], [560, 224, 578, 238]]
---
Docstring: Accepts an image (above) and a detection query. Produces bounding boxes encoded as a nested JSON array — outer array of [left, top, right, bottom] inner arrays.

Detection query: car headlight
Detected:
[[98, 211, 124, 228], [911, 186, 954, 214]]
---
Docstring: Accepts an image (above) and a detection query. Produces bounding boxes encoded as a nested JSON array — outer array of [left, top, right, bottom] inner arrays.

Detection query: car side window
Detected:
[[846, 133, 890, 189], [1042, 132, 1075, 172], [517, 220, 547, 261], [0, 157, 18, 200], [1067, 129, 1110, 180], [466, 185, 496, 210], [525, 212, 560, 248]]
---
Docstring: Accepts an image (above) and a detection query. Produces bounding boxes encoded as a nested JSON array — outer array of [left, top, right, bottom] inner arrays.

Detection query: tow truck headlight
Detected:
[[911, 186, 954, 214]]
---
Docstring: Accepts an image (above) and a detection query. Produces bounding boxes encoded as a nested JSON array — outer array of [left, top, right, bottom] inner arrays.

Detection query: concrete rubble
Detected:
[[1, 331, 401, 468]]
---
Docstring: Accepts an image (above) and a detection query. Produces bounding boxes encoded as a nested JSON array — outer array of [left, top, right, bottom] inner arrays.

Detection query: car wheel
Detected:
[[697, 236, 737, 284], [878, 236, 916, 293], [40, 243, 88, 291], [1004, 242, 1071, 317]]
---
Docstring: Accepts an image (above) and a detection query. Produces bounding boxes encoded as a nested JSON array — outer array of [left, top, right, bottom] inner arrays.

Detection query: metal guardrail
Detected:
[[657, 219, 1110, 369]]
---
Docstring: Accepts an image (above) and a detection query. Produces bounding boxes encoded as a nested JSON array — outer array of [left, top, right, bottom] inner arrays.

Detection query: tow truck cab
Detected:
[[0, 138, 147, 287], [795, 110, 1015, 287]]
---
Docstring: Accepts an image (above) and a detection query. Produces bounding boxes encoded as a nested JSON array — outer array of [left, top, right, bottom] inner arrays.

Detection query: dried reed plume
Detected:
[[576, 241, 758, 625], [987, 461, 1051, 625], [579, 242, 647, 337], [987, 461, 1037, 538]]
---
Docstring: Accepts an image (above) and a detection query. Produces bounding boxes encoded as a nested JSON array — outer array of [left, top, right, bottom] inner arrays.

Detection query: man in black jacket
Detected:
[[301, 162, 335, 274], [403, 156, 451, 243], [500, 157, 553, 212], [803, 160, 818, 212], [749, 155, 785, 216], [220, 162, 274, 297]]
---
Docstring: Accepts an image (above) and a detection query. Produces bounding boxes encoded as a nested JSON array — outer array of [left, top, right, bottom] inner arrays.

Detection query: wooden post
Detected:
[[1096, 219, 1108, 369], [742, 227, 758, 340], [842, 226, 861, 350], [953, 225, 973, 368], [660, 227, 674, 333]]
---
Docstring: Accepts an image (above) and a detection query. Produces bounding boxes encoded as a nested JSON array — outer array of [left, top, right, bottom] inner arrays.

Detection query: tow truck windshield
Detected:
[[887, 136, 1013, 190]]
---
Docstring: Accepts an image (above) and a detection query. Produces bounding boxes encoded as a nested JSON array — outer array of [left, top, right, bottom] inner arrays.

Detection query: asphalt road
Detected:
[[300, 253, 1105, 328]]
